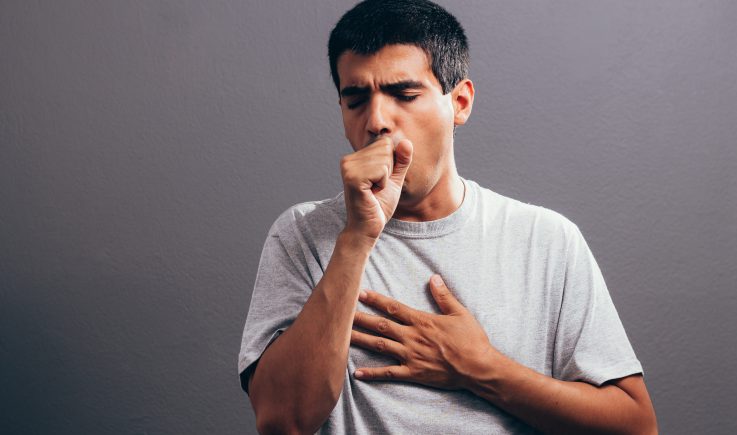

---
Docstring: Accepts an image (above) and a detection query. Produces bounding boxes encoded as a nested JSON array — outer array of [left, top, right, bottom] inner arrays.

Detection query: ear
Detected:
[[452, 79, 474, 126]]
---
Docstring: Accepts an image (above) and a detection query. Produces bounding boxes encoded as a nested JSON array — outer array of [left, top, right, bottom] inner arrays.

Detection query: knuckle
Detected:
[[419, 318, 433, 329], [342, 170, 355, 185], [375, 338, 387, 352], [384, 368, 394, 378], [377, 320, 390, 333], [387, 302, 400, 315]]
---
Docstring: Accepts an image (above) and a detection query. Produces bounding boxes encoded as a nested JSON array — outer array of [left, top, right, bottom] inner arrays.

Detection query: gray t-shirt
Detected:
[[238, 177, 643, 434]]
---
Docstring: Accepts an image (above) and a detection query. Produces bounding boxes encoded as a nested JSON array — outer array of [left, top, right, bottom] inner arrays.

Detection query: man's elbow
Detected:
[[250, 378, 336, 434], [255, 414, 303, 435], [618, 396, 658, 435], [639, 406, 658, 435], [255, 407, 327, 435]]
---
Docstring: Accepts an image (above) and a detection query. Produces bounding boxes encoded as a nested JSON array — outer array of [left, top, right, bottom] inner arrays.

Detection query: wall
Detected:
[[1, 1, 735, 433]]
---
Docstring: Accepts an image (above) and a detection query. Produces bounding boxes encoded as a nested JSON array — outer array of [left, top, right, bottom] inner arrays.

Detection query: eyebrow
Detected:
[[340, 80, 426, 98]]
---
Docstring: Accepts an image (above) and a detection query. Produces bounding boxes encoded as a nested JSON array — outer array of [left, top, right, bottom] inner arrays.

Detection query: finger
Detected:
[[358, 289, 418, 325], [364, 135, 393, 151], [350, 329, 406, 361], [341, 155, 391, 193], [389, 139, 413, 183], [365, 156, 392, 191], [364, 144, 394, 192], [354, 365, 412, 382], [353, 310, 405, 341], [428, 274, 465, 315], [370, 168, 389, 193]]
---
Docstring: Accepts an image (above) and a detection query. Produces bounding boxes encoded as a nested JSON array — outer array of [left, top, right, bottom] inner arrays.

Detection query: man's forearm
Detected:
[[249, 230, 375, 434], [465, 354, 656, 434]]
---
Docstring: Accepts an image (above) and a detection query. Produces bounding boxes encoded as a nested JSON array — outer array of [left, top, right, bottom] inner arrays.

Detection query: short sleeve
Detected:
[[237, 214, 315, 394], [552, 224, 644, 387]]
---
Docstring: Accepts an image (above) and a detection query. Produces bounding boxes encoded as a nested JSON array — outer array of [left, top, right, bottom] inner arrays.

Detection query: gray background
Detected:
[[1, 0, 735, 434]]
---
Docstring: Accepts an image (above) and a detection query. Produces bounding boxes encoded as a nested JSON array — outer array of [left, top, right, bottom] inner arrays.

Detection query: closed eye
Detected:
[[347, 99, 366, 110], [396, 95, 418, 102], [347, 94, 419, 110]]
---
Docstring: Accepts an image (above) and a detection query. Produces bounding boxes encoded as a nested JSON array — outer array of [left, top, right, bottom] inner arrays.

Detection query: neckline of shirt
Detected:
[[332, 177, 476, 239]]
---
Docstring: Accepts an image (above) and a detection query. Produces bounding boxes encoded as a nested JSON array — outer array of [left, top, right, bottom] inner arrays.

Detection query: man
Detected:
[[238, 0, 658, 433]]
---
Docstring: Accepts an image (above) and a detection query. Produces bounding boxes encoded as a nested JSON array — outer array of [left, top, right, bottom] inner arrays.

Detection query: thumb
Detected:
[[390, 139, 413, 182], [429, 274, 464, 315]]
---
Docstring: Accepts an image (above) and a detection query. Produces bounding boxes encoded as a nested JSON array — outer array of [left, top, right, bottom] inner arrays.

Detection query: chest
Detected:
[[349, 235, 565, 373]]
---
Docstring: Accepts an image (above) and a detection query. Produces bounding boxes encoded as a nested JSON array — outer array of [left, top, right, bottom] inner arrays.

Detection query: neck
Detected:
[[392, 169, 465, 222]]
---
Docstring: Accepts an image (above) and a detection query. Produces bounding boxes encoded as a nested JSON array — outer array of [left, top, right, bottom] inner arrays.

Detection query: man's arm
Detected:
[[247, 229, 375, 434], [465, 352, 658, 434], [247, 137, 413, 434], [350, 278, 658, 434]]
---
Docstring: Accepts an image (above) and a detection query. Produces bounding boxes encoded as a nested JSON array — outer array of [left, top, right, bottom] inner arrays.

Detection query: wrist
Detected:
[[463, 349, 516, 407], [337, 229, 377, 254]]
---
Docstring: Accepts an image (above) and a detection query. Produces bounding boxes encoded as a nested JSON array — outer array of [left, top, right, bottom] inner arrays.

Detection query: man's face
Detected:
[[336, 44, 460, 201]]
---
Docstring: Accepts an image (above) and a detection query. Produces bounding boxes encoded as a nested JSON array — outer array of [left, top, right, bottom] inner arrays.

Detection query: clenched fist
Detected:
[[340, 136, 413, 240]]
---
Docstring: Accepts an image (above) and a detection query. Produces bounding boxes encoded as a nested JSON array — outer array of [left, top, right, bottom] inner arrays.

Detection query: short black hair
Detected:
[[328, 0, 469, 96]]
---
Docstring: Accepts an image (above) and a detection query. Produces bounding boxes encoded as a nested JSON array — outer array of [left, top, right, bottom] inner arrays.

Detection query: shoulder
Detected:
[[473, 181, 581, 246], [267, 190, 347, 242]]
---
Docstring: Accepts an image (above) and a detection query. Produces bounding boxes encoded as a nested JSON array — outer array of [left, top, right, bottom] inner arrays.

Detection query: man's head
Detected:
[[328, 0, 469, 97], [328, 0, 474, 205]]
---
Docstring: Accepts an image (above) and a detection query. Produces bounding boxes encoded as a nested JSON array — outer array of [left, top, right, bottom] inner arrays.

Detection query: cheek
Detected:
[[409, 102, 454, 169], [417, 98, 454, 134], [419, 100, 453, 138], [436, 97, 456, 126]]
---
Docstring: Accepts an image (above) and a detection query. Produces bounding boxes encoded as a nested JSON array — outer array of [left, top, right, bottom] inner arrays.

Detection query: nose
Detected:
[[365, 95, 393, 140]]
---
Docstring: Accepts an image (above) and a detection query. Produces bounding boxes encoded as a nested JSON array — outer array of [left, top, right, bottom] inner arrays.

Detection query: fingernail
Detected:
[[359, 290, 367, 300], [354, 370, 364, 378], [432, 275, 444, 286]]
